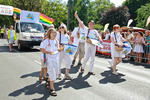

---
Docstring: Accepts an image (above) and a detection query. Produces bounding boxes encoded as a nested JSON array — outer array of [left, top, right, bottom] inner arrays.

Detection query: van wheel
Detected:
[[18, 42, 23, 50]]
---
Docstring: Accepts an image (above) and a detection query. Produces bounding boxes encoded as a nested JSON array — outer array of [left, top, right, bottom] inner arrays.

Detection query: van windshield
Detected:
[[20, 22, 45, 33]]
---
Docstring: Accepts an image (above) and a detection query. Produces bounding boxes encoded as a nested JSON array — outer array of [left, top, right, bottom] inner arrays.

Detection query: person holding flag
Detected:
[[71, 21, 85, 66], [57, 23, 73, 80], [74, 12, 103, 75]]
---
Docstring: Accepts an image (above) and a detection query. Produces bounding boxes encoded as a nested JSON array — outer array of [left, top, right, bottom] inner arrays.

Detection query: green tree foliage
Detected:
[[43, 1, 68, 29], [136, 3, 150, 29], [0, 0, 14, 27], [69, 0, 90, 30], [100, 5, 130, 31], [123, 0, 150, 26]]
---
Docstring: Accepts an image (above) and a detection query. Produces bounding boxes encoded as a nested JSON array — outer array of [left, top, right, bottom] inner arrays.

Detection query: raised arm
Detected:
[[74, 13, 84, 28]]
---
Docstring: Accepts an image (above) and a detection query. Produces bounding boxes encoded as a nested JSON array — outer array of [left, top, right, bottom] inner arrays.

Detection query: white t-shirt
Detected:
[[84, 26, 100, 40], [71, 27, 85, 46], [111, 32, 122, 44], [40, 38, 59, 60], [104, 33, 110, 40], [56, 33, 70, 44], [127, 34, 134, 40], [10, 30, 14, 38]]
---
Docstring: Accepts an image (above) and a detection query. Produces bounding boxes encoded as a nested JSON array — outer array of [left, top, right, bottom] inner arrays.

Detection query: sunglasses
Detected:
[[60, 27, 64, 29]]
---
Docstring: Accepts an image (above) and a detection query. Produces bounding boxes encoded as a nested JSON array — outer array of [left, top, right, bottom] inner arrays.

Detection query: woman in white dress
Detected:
[[111, 25, 124, 75], [133, 31, 145, 63]]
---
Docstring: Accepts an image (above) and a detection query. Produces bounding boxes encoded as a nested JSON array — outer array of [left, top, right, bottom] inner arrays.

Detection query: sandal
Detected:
[[43, 76, 48, 81], [88, 72, 95, 75], [112, 72, 118, 75], [49, 89, 57, 96], [81, 68, 84, 73], [39, 76, 42, 82], [45, 78, 50, 88]]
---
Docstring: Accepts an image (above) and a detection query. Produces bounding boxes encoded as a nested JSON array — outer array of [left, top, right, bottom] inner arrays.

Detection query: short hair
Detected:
[[47, 28, 57, 39], [113, 24, 120, 30]]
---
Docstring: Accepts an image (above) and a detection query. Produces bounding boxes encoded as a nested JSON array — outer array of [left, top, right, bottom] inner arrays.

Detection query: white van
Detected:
[[15, 21, 44, 49]]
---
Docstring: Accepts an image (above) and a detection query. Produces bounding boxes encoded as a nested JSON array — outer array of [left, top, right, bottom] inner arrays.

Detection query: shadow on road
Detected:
[[0, 46, 11, 52], [8, 81, 50, 100], [20, 71, 41, 78], [99, 68, 126, 84], [9, 73, 91, 99], [55, 73, 91, 90], [122, 60, 150, 69]]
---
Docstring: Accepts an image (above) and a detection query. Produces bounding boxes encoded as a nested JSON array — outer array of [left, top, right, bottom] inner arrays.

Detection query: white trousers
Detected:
[[47, 59, 59, 81], [58, 51, 71, 69], [82, 43, 96, 72]]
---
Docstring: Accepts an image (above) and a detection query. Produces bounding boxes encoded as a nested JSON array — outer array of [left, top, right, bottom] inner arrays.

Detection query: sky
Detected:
[[62, 0, 126, 7]]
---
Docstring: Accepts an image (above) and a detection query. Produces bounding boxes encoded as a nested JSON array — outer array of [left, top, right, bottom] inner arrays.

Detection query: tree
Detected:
[[100, 5, 130, 31], [136, 3, 150, 29], [68, 0, 90, 30], [123, 0, 150, 26]]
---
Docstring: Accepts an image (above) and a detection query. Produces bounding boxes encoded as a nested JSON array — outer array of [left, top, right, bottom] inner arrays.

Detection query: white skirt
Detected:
[[133, 44, 144, 53], [111, 43, 124, 58]]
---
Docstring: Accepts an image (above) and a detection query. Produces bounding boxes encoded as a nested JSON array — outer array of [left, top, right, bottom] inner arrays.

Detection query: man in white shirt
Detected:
[[71, 22, 85, 66], [75, 13, 103, 75]]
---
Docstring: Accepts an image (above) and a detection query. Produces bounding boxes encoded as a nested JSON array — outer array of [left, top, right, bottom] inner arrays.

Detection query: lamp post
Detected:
[[67, 0, 70, 30]]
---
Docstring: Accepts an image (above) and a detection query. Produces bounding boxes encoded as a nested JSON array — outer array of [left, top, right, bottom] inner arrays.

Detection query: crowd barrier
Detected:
[[96, 40, 150, 63]]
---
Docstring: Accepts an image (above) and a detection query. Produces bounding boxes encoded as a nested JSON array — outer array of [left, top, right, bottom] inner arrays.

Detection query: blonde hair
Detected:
[[59, 24, 67, 34], [47, 28, 57, 39]]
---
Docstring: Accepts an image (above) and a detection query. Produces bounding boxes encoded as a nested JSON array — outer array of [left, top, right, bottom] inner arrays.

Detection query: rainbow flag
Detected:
[[13, 7, 21, 21], [43, 53, 46, 66], [39, 13, 54, 27]]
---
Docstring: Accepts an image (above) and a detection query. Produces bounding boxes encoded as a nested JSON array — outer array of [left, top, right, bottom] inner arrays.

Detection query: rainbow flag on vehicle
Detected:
[[13, 7, 21, 21], [39, 13, 55, 27]]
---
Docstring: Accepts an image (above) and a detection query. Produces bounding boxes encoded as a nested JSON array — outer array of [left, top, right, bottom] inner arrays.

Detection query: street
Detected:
[[0, 39, 150, 100]]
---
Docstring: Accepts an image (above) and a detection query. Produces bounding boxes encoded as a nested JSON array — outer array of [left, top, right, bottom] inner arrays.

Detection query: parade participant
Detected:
[[49, 24, 54, 28], [1, 27, 4, 39], [8, 25, 17, 52], [71, 21, 85, 66], [111, 25, 124, 75], [39, 32, 48, 82], [40, 28, 60, 96], [57, 23, 73, 80], [74, 13, 103, 75]]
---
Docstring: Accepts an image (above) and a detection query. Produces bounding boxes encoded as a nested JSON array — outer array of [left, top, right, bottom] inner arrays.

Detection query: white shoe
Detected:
[[108, 61, 113, 67], [112, 72, 118, 75]]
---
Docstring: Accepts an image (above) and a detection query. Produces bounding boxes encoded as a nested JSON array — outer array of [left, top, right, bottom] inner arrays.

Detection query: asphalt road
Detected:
[[0, 39, 150, 100]]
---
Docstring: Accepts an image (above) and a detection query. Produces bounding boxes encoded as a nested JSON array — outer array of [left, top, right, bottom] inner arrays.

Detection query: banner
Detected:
[[91, 39, 103, 48], [21, 10, 40, 23], [64, 44, 77, 55], [96, 40, 111, 55], [121, 42, 132, 55], [0, 5, 13, 16]]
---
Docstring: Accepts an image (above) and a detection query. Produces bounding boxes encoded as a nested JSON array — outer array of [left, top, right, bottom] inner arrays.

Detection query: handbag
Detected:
[[114, 33, 123, 51], [86, 29, 92, 44]]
